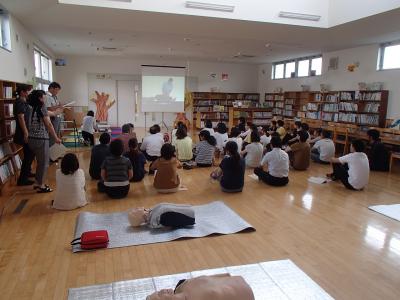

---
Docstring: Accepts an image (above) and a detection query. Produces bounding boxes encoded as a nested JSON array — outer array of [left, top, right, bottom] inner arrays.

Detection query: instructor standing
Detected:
[[46, 82, 63, 147]]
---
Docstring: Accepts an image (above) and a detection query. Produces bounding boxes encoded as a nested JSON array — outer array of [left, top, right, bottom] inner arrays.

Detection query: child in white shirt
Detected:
[[241, 131, 263, 168], [311, 130, 335, 164]]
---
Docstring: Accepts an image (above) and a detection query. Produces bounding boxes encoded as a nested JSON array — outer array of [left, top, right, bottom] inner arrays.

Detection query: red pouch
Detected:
[[71, 230, 109, 250]]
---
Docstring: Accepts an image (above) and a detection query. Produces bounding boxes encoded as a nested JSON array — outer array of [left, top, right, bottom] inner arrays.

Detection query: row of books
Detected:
[[285, 99, 295, 105], [306, 112, 321, 120], [338, 113, 357, 123], [4, 103, 14, 117], [253, 119, 270, 125], [364, 103, 380, 113], [275, 102, 284, 108], [233, 111, 250, 118], [326, 94, 340, 102], [265, 95, 284, 101], [339, 102, 358, 112], [200, 113, 228, 120], [273, 108, 282, 115], [285, 105, 292, 110], [323, 104, 339, 112], [283, 110, 294, 117], [0, 154, 22, 184], [2, 86, 13, 99], [263, 101, 274, 108], [200, 121, 227, 128], [322, 113, 339, 122], [306, 103, 319, 111], [355, 91, 382, 101], [253, 111, 273, 118], [341, 92, 354, 101], [359, 114, 379, 125]]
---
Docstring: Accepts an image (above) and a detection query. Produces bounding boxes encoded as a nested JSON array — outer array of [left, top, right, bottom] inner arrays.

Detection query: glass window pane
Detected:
[[42, 83, 49, 91], [274, 64, 284, 79], [34, 51, 41, 78], [285, 62, 296, 78], [383, 44, 400, 69], [41, 55, 49, 80], [49, 59, 53, 81], [298, 60, 310, 77], [311, 57, 322, 75]]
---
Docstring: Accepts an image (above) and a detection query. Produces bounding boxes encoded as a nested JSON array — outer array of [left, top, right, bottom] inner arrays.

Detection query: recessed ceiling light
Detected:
[[185, 1, 235, 12], [279, 11, 321, 21], [265, 43, 271, 48]]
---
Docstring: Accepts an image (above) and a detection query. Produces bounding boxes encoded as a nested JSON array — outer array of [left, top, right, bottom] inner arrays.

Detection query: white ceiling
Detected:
[[1, 0, 400, 64]]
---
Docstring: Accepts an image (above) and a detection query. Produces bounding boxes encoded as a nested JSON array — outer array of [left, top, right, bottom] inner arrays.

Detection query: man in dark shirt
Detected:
[[367, 129, 390, 171], [13, 84, 35, 186], [89, 132, 111, 179]]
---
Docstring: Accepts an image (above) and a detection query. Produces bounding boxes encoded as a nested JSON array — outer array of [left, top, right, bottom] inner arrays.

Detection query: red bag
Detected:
[[71, 230, 109, 250]]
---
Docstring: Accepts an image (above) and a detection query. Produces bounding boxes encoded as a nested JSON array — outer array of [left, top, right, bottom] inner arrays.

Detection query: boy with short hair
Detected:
[[254, 136, 289, 186], [328, 139, 369, 190], [311, 130, 335, 164], [116, 123, 137, 153]]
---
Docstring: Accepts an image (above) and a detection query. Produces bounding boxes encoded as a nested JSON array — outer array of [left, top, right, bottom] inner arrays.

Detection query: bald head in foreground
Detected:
[[147, 274, 255, 300]]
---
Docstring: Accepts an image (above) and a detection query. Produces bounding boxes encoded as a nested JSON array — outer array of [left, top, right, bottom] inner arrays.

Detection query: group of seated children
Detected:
[[53, 117, 391, 210]]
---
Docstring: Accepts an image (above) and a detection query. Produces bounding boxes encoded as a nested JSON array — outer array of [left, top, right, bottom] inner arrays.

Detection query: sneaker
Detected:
[[17, 179, 35, 186]]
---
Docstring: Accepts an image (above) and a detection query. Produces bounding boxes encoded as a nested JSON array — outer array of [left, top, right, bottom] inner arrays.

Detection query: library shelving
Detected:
[[265, 90, 389, 128], [192, 92, 260, 129], [228, 107, 274, 129], [0, 79, 28, 193]]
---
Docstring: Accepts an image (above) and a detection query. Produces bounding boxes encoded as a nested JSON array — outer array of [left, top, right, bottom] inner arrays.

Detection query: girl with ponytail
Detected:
[[194, 130, 216, 167], [210, 141, 245, 193]]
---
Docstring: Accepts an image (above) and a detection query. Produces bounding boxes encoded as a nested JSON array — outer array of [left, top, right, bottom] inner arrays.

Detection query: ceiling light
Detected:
[[279, 11, 321, 21], [185, 1, 235, 12]]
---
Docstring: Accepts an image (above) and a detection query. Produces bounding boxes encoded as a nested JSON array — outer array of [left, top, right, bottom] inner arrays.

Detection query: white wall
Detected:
[[329, 0, 400, 27], [258, 44, 400, 120], [0, 15, 55, 84], [60, 0, 329, 27], [56, 55, 258, 127]]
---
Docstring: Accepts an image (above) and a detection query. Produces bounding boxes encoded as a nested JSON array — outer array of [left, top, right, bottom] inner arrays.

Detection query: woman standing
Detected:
[[27, 90, 61, 193]]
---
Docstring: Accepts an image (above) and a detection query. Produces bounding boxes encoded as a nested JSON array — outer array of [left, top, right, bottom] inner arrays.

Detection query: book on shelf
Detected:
[[325, 93, 340, 102], [322, 112, 339, 122], [358, 114, 379, 125], [323, 103, 339, 112], [253, 119, 270, 125], [355, 91, 382, 101], [307, 103, 319, 111], [340, 92, 354, 101], [275, 102, 284, 108], [244, 94, 259, 101], [213, 105, 225, 112], [285, 99, 295, 105], [272, 108, 282, 115], [275, 95, 284, 101], [314, 93, 323, 101], [339, 102, 357, 112], [15, 154, 22, 170], [265, 95, 274, 101], [253, 111, 273, 118], [197, 107, 211, 112], [364, 103, 380, 113], [3, 86, 13, 99], [338, 113, 357, 123], [4, 103, 14, 117], [262, 101, 274, 108], [297, 112, 306, 118], [285, 105, 292, 110], [283, 110, 294, 117], [306, 112, 321, 120], [233, 111, 251, 118], [5, 120, 17, 136]]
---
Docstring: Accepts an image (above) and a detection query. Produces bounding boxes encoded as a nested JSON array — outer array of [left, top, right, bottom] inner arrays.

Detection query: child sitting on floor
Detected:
[[123, 138, 146, 182], [328, 139, 369, 191], [367, 129, 390, 171], [150, 144, 182, 193], [254, 136, 289, 186], [203, 119, 215, 136], [214, 122, 229, 156], [211, 141, 245, 193], [89, 132, 111, 180], [260, 125, 271, 149], [311, 130, 335, 164], [225, 127, 243, 153], [98, 139, 133, 199], [241, 131, 263, 168], [285, 130, 311, 171], [140, 124, 164, 162], [53, 153, 87, 210], [128, 203, 195, 228], [195, 130, 216, 167]]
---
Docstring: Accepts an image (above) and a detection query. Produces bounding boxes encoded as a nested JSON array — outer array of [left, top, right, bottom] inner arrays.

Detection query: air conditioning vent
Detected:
[[233, 53, 256, 59]]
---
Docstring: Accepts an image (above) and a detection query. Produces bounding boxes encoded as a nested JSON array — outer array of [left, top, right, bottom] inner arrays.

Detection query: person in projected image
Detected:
[[155, 78, 176, 102]]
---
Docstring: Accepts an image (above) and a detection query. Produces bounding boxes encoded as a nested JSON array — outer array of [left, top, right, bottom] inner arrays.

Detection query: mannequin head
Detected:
[[128, 207, 149, 227]]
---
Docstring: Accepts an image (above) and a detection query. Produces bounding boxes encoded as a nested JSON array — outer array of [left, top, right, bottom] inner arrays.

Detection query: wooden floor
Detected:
[[1, 142, 400, 299]]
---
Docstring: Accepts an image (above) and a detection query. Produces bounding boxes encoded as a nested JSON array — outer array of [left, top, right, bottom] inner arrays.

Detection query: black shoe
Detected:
[[17, 179, 35, 186]]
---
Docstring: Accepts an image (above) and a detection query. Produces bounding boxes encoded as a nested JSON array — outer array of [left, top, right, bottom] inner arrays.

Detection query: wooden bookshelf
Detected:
[[228, 107, 274, 129], [264, 90, 389, 128], [0, 79, 29, 194], [192, 92, 260, 129]]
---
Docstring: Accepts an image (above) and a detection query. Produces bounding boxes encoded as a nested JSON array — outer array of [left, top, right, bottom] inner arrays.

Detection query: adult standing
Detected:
[[46, 82, 63, 147], [27, 90, 61, 193], [13, 84, 35, 186]]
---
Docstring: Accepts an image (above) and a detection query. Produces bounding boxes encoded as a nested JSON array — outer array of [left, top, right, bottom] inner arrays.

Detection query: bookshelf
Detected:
[[228, 107, 274, 129], [265, 90, 389, 128], [192, 92, 260, 129], [0, 79, 28, 193]]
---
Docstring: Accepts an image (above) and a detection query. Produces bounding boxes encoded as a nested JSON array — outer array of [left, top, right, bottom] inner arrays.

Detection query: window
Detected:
[[285, 61, 295, 78], [272, 55, 322, 79], [0, 6, 12, 51], [34, 48, 53, 90], [378, 41, 400, 70]]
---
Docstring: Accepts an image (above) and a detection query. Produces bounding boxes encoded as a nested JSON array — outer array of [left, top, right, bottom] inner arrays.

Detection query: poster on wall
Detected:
[[221, 73, 229, 81], [88, 75, 117, 125]]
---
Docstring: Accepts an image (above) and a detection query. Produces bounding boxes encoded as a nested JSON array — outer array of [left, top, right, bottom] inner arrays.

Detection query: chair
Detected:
[[390, 152, 400, 172], [333, 127, 349, 156]]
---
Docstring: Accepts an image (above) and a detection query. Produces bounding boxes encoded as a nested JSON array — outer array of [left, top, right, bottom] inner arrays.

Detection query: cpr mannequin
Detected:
[[147, 273, 255, 300], [128, 203, 195, 228]]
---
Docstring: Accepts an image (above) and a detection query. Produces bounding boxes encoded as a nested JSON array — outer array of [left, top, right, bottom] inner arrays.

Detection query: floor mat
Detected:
[[369, 204, 400, 221]]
